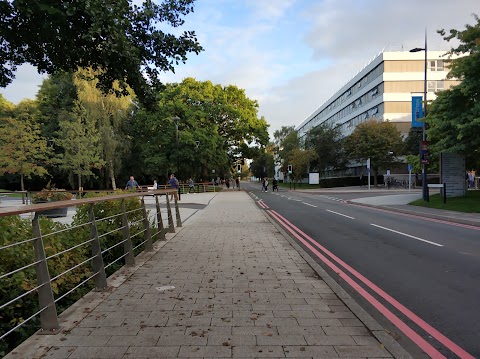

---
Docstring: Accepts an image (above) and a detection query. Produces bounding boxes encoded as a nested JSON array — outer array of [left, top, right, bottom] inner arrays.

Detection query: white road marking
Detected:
[[326, 209, 355, 219], [370, 224, 443, 247], [302, 202, 317, 208]]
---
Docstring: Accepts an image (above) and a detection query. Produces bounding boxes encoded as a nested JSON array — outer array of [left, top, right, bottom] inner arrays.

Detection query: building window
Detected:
[[371, 88, 378, 96], [371, 107, 378, 115], [428, 80, 445, 93], [429, 60, 445, 71], [346, 89, 352, 96]]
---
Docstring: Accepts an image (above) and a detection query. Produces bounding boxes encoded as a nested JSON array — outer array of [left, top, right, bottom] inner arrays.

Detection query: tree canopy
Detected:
[[428, 15, 480, 169], [0, 0, 202, 109], [345, 119, 404, 186]]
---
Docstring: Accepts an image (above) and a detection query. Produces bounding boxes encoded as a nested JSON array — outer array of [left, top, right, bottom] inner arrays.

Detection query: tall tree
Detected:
[[73, 69, 133, 190], [427, 15, 480, 169], [0, 100, 51, 190], [288, 148, 318, 182], [278, 130, 300, 174], [1, 0, 203, 110], [55, 102, 104, 189], [345, 119, 404, 186], [304, 123, 346, 176]]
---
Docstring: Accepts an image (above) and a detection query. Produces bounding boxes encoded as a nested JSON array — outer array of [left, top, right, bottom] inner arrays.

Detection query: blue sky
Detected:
[[1, 0, 478, 136]]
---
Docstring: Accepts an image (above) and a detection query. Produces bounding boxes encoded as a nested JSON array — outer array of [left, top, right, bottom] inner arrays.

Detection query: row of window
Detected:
[[428, 60, 445, 72]]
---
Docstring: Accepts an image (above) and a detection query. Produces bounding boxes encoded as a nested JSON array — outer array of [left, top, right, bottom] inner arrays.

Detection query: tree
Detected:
[[287, 148, 318, 182], [427, 15, 480, 169], [345, 119, 404, 186], [1, 0, 203, 110], [249, 151, 275, 179], [127, 78, 269, 182], [73, 69, 133, 190], [55, 102, 104, 190], [0, 100, 51, 190], [304, 123, 347, 176], [277, 130, 300, 175]]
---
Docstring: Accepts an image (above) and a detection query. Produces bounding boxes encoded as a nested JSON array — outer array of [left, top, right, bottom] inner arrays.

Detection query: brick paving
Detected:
[[10, 191, 401, 358]]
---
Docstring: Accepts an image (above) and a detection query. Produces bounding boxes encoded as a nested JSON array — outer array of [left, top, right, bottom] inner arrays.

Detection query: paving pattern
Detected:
[[16, 192, 395, 358]]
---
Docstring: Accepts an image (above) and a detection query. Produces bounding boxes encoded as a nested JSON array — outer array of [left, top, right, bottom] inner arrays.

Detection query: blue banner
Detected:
[[412, 96, 423, 128]]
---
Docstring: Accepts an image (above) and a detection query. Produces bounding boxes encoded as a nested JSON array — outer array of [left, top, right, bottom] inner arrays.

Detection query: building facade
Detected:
[[296, 51, 459, 140]]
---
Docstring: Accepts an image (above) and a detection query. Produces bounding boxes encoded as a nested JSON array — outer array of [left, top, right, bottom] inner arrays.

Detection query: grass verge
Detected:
[[409, 190, 480, 213]]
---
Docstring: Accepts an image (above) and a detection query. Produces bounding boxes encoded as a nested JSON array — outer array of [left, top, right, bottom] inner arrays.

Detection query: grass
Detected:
[[0, 189, 25, 198], [409, 190, 480, 213]]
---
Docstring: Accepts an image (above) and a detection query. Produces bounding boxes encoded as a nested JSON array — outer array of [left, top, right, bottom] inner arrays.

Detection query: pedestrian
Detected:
[[231, 177, 235, 189], [359, 173, 364, 186], [189, 177, 195, 193], [226, 178, 230, 189], [272, 178, 278, 191], [264, 178, 269, 192], [125, 176, 139, 190], [261, 178, 265, 192], [168, 173, 179, 200], [236, 177, 240, 190], [152, 180, 158, 190]]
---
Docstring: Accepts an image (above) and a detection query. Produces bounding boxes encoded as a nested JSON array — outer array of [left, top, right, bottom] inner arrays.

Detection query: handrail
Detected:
[[0, 189, 177, 217], [0, 190, 181, 355]]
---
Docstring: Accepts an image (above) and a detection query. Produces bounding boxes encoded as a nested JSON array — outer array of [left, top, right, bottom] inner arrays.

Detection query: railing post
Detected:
[[121, 199, 135, 266], [32, 213, 60, 333], [165, 192, 175, 233], [155, 194, 166, 241], [174, 192, 182, 227], [141, 197, 153, 251], [89, 204, 108, 290]]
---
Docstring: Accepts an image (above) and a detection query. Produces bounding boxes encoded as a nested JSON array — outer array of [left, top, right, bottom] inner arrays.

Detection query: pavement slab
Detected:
[[6, 191, 409, 358]]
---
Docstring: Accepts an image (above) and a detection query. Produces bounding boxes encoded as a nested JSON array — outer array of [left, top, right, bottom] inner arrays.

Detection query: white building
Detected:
[[296, 50, 459, 139]]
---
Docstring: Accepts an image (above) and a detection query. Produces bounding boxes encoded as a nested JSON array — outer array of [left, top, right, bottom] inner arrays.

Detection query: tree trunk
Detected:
[[109, 160, 117, 190], [20, 173, 25, 192], [78, 174, 82, 191]]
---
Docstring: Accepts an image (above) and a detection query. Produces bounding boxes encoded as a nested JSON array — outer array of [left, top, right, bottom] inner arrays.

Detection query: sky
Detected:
[[1, 0, 478, 137]]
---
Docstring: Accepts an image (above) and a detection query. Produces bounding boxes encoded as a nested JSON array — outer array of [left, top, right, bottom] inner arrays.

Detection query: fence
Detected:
[[0, 189, 181, 356]]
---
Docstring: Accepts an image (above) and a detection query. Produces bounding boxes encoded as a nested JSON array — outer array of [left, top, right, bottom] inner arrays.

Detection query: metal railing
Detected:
[[0, 189, 181, 354]]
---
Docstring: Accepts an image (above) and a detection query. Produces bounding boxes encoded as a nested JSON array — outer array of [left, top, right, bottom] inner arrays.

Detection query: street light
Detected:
[[172, 116, 181, 200], [410, 29, 428, 201]]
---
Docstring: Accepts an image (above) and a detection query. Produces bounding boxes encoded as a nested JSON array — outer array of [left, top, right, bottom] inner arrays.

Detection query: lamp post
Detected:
[[410, 29, 428, 201], [172, 116, 181, 200]]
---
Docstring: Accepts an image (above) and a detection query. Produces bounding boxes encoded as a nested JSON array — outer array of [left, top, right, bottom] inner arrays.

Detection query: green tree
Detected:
[[249, 151, 275, 179], [278, 130, 300, 175], [287, 148, 318, 182], [345, 119, 404, 186], [73, 69, 133, 190], [1, 0, 203, 110], [128, 78, 269, 182], [0, 100, 51, 190], [427, 15, 480, 169], [55, 102, 104, 189], [304, 123, 346, 176]]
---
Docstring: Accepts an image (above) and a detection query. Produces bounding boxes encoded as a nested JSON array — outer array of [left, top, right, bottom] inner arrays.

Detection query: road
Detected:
[[243, 182, 480, 359]]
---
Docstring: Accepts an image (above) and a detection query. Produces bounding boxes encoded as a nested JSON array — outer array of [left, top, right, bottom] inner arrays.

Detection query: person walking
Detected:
[[264, 178, 269, 192], [125, 176, 139, 190], [236, 177, 240, 190], [189, 177, 195, 193], [272, 178, 278, 191], [261, 178, 265, 192], [168, 173, 179, 200]]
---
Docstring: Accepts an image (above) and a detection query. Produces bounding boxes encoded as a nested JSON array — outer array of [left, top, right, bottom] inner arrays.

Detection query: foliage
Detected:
[[276, 129, 300, 174], [287, 148, 318, 181], [1, 0, 203, 110], [73, 69, 133, 190], [54, 101, 105, 189], [127, 78, 269, 182], [345, 119, 404, 186], [304, 123, 347, 175], [428, 15, 480, 169], [249, 151, 275, 179], [0, 216, 92, 356], [31, 188, 73, 203], [0, 100, 51, 191]]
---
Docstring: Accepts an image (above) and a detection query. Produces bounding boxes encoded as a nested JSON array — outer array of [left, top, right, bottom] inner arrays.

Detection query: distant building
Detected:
[[296, 50, 460, 140]]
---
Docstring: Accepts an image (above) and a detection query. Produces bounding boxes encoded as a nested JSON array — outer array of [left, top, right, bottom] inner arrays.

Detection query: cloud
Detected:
[[1, 64, 45, 104], [245, 0, 297, 21]]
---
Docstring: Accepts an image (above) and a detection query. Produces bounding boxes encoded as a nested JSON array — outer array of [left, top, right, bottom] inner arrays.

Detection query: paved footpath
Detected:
[[9, 191, 409, 359]]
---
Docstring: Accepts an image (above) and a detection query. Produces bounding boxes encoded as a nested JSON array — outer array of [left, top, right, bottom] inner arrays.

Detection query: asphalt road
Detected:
[[243, 182, 480, 359]]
